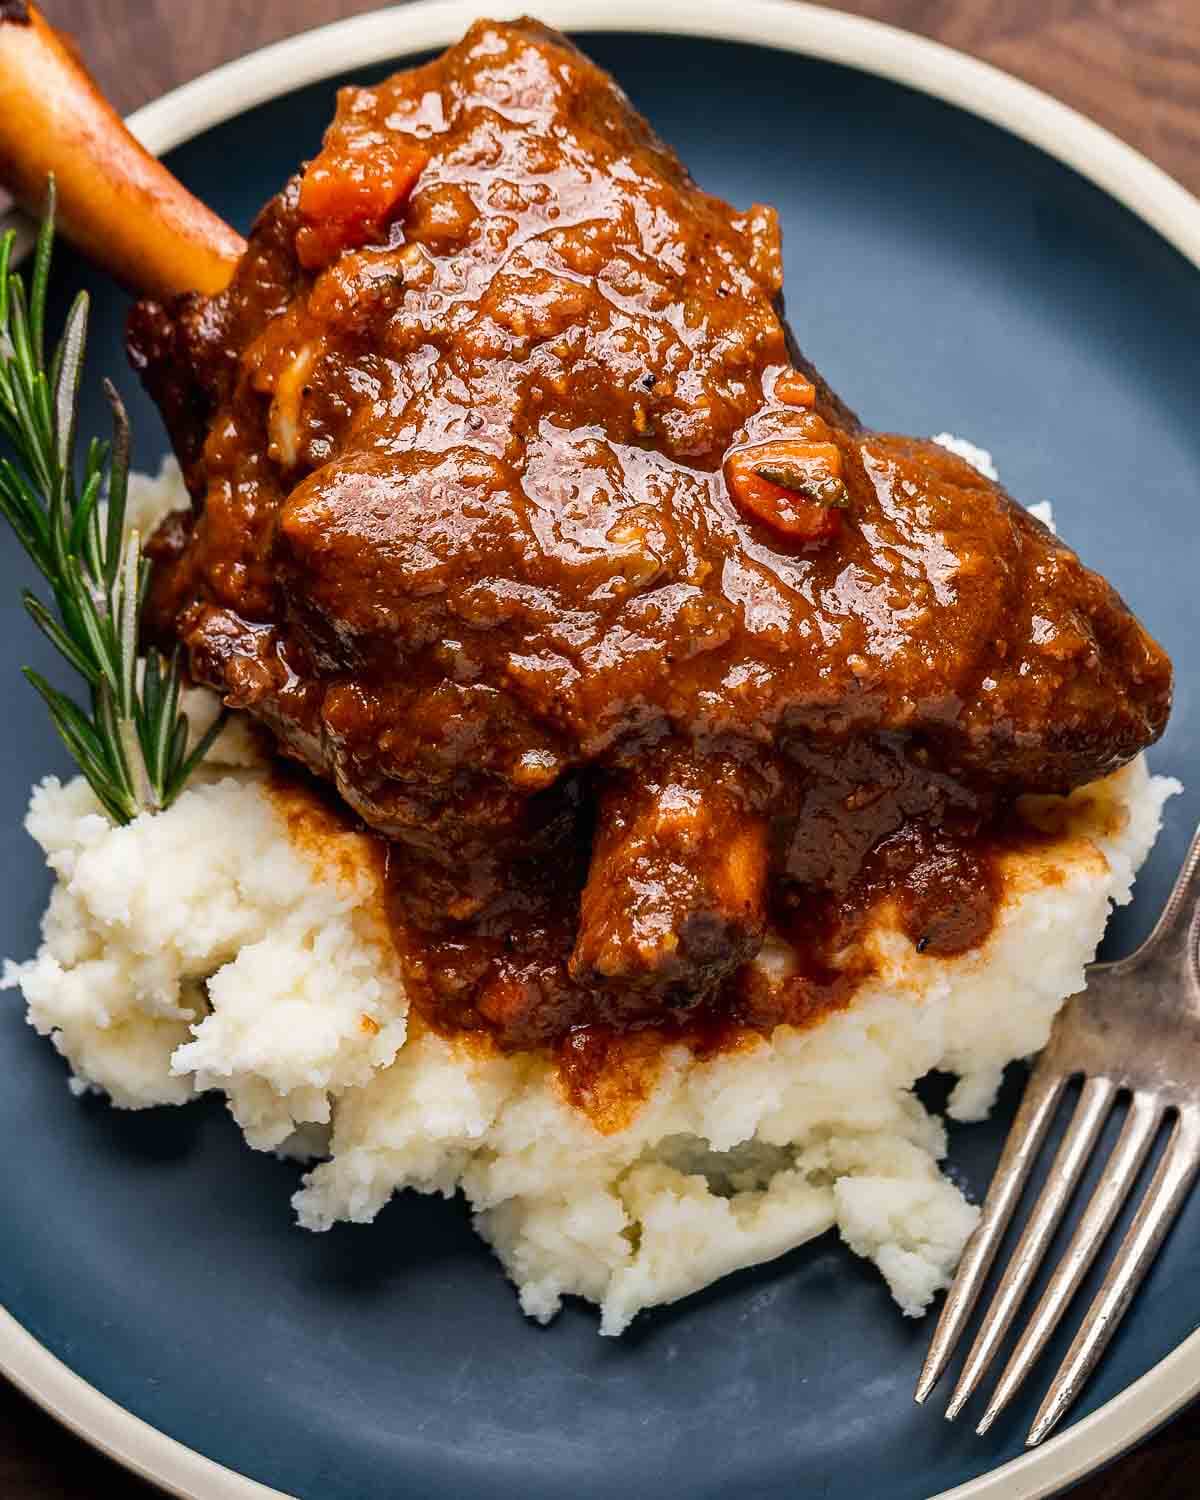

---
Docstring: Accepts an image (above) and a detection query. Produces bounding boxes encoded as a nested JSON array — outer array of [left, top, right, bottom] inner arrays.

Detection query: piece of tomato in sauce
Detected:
[[773, 369, 816, 407], [296, 137, 429, 270], [724, 439, 846, 545]]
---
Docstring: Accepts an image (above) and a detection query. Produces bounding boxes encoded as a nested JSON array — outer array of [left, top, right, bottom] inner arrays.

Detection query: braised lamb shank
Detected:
[[125, 20, 1170, 1050]]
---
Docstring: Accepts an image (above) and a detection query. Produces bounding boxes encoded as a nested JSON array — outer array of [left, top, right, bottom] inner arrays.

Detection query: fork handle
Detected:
[[1147, 821, 1200, 961], [1095, 820, 1200, 987]]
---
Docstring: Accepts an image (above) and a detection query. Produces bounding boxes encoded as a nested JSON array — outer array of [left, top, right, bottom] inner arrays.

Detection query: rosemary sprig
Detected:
[[0, 183, 225, 823]]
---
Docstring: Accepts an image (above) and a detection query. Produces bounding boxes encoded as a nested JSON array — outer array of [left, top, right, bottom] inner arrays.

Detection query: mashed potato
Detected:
[[2, 455, 1179, 1336]]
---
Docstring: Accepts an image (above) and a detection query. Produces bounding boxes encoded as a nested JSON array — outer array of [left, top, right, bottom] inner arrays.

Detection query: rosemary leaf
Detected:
[[118, 529, 140, 719], [0, 459, 52, 571], [169, 709, 228, 805], [24, 670, 129, 824], [52, 291, 88, 478], [0, 232, 11, 334], [22, 591, 98, 683], [0, 182, 222, 823], [102, 380, 129, 590], [29, 180, 55, 371], [71, 468, 104, 579]]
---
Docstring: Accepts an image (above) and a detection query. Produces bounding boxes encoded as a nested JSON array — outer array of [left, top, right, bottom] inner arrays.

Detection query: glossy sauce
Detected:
[[130, 20, 1171, 1077]]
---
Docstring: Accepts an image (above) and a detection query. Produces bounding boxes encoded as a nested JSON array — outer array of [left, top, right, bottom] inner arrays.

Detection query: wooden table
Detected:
[[3, 2, 1199, 1496]]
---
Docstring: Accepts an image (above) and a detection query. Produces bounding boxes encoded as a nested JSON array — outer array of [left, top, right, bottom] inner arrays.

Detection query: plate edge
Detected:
[[0, 1305, 289, 1500], [124, 0, 1200, 273], [1, 4, 1198, 1499]]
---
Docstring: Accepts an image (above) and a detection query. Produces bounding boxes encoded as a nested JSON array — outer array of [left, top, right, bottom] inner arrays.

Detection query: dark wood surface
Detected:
[[3, 2, 1198, 1496]]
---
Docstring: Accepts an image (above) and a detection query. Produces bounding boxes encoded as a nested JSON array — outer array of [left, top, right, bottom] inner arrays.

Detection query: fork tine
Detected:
[[914, 1058, 1065, 1404], [976, 1088, 1162, 1435], [943, 1074, 1116, 1420], [1026, 1105, 1200, 1446]]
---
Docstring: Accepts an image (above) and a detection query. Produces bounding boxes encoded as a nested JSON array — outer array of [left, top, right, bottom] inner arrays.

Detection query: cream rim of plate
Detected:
[[2, 2, 1199, 1498]]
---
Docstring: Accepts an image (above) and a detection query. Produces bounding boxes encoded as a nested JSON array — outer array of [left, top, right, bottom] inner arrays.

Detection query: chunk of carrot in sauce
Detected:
[[773, 370, 816, 407], [725, 440, 846, 545], [296, 138, 429, 270]]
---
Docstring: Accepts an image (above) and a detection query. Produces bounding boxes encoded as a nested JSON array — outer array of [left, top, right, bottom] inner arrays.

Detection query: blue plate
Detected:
[[2, 23, 1199, 1500]]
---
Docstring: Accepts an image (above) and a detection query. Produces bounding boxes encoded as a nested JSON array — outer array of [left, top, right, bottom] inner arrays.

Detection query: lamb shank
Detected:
[[106, 20, 1169, 1050]]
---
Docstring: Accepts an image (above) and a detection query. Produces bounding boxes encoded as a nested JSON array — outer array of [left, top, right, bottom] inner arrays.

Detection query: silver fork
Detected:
[[915, 823, 1200, 1446]]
